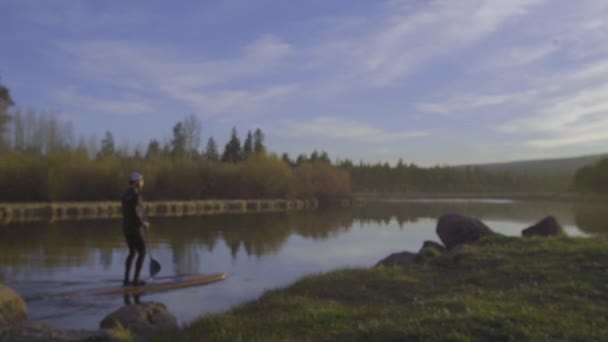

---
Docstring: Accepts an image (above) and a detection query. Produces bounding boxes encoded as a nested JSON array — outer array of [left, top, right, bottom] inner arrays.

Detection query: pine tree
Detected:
[[242, 130, 253, 159], [171, 122, 186, 159], [253, 128, 266, 154], [222, 127, 241, 163], [145, 140, 161, 160], [281, 152, 292, 166], [205, 137, 219, 161], [98, 131, 115, 158]]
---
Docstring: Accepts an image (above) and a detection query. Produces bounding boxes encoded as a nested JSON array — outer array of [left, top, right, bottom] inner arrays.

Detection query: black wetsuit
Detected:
[[121, 186, 147, 284]]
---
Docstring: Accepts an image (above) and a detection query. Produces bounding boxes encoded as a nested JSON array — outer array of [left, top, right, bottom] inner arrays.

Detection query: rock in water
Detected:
[[100, 302, 177, 337], [436, 214, 494, 250], [522, 216, 564, 237], [375, 251, 417, 267], [0, 284, 27, 326]]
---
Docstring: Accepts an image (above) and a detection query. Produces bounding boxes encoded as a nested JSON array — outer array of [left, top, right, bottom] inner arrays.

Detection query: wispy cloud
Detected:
[[280, 117, 428, 144], [58, 34, 295, 117], [54, 89, 152, 115]]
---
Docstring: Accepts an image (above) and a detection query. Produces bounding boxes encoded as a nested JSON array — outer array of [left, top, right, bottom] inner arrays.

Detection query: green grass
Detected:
[[154, 235, 608, 341]]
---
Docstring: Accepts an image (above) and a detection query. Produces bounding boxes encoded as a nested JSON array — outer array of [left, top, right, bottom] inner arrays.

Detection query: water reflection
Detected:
[[1, 200, 606, 280], [0, 199, 606, 329]]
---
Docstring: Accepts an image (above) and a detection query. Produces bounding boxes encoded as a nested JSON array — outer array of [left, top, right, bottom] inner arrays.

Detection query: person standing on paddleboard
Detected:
[[121, 172, 150, 286]]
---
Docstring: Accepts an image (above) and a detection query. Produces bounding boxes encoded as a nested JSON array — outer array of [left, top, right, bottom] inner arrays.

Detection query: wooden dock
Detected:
[[0, 199, 320, 224]]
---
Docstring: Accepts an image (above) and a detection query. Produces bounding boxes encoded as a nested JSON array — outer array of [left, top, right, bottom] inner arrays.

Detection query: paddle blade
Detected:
[[150, 258, 161, 278]]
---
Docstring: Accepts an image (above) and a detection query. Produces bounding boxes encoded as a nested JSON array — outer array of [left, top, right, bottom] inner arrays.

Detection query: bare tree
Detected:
[[11, 108, 24, 151], [182, 114, 202, 159]]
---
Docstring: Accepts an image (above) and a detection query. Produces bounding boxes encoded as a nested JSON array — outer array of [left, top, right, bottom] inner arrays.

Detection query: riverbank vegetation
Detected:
[[155, 235, 608, 341], [573, 157, 608, 194]]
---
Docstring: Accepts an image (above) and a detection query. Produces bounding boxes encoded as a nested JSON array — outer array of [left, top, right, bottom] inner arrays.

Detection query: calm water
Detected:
[[1, 199, 606, 330]]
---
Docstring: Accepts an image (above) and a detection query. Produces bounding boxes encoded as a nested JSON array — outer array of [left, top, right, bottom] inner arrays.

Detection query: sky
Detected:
[[1, 0, 608, 166]]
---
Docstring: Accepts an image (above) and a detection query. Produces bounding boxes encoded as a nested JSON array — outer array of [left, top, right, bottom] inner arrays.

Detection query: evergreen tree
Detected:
[[242, 130, 253, 159], [171, 122, 186, 159], [253, 128, 266, 154], [205, 137, 219, 161], [222, 127, 241, 163], [98, 131, 115, 158], [281, 152, 292, 166], [145, 139, 161, 160], [0, 83, 14, 152], [320, 151, 331, 164]]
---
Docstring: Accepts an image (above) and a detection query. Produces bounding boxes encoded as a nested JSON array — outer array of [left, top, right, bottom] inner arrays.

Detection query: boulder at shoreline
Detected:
[[436, 214, 494, 249], [100, 302, 177, 338], [0, 284, 27, 326], [523, 216, 564, 237]]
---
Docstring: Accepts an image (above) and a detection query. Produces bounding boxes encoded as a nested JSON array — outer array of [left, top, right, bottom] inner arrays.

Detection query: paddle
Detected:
[[143, 227, 161, 279]]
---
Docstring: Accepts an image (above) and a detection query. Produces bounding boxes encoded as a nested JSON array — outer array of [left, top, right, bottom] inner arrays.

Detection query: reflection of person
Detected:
[[123, 294, 141, 305], [121, 172, 150, 286]]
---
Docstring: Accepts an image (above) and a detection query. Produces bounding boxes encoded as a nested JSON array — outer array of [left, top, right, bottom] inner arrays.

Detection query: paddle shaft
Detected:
[[143, 226, 161, 279]]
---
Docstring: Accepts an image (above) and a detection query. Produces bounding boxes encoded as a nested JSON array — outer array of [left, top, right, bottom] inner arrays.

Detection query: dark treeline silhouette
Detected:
[[573, 158, 608, 194]]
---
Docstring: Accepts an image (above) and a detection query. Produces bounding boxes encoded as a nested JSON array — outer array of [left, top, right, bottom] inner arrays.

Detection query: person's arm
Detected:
[[134, 193, 148, 229]]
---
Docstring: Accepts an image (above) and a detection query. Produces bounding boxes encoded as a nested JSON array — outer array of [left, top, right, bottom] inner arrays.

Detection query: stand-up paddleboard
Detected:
[[63, 273, 227, 297]]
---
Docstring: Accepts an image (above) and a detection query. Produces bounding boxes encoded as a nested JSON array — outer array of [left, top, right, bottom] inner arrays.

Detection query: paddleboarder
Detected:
[[121, 172, 150, 286]]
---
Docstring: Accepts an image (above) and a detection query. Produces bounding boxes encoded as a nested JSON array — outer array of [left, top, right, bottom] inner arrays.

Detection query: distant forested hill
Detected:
[[456, 153, 608, 176]]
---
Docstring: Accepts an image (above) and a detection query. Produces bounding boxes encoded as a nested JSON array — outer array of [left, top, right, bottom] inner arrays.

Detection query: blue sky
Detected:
[[2, 0, 608, 165]]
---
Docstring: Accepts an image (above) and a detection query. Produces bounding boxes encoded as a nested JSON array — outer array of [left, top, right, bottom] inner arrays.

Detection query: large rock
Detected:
[[522, 216, 564, 237], [1, 321, 110, 342], [0, 284, 27, 326], [375, 251, 417, 267], [100, 302, 177, 337], [436, 214, 494, 250]]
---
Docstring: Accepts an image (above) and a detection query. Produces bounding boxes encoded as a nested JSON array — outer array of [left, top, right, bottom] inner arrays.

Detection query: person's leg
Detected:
[[132, 228, 147, 285], [124, 231, 136, 286]]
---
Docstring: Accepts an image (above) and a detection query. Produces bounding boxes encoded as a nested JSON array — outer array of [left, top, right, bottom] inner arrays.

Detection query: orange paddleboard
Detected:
[[64, 273, 227, 297]]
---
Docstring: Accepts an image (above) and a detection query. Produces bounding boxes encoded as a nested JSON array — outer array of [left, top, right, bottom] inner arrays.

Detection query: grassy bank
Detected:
[[155, 235, 608, 341]]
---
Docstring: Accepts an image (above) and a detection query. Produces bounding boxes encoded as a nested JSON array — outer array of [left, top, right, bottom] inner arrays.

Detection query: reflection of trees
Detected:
[[219, 214, 292, 258], [574, 205, 608, 235], [354, 200, 579, 228], [0, 220, 121, 278], [290, 210, 353, 240], [3, 200, 602, 281]]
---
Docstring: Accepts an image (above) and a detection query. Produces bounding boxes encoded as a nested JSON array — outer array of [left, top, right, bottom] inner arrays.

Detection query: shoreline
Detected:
[[153, 234, 608, 341]]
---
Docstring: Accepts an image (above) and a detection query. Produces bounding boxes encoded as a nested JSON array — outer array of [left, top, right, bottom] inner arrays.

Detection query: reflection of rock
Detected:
[[0, 284, 27, 326], [100, 302, 177, 337], [375, 251, 417, 267], [436, 214, 494, 249], [1, 321, 110, 342], [523, 216, 564, 237]]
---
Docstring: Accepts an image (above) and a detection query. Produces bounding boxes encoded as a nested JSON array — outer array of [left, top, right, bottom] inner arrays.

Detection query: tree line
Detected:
[[0, 81, 579, 200], [0, 82, 350, 204], [338, 160, 571, 194], [573, 158, 608, 194]]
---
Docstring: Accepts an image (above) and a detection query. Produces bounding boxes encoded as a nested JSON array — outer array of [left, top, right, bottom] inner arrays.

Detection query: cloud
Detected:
[[280, 117, 428, 143], [417, 91, 537, 115], [54, 89, 152, 115], [58, 34, 294, 117]]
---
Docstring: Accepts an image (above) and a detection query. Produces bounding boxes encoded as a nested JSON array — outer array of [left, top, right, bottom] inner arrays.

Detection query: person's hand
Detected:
[[142, 221, 150, 230]]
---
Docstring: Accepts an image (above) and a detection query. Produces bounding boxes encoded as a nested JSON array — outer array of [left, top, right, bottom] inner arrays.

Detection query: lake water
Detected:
[[1, 198, 606, 330]]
